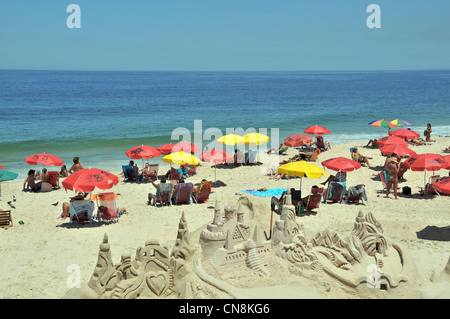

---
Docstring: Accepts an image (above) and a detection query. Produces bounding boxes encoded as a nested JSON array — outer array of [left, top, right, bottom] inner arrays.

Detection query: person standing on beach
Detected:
[[68, 157, 84, 174], [424, 123, 435, 142], [385, 157, 399, 200]]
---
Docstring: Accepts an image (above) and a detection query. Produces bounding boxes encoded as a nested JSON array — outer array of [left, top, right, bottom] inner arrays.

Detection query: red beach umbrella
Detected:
[[444, 155, 450, 169], [173, 141, 201, 153], [125, 145, 161, 160], [304, 125, 331, 135], [25, 153, 64, 167], [157, 143, 176, 155], [0, 164, 3, 169], [284, 134, 313, 147], [432, 177, 450, 195], [376, 136, 408, 147], [403, 153, 447, 172], [62, 168, 119, 193], [321, 157, 361, 172], [380, 144, 416, 157], [390, 129, 420, 140]]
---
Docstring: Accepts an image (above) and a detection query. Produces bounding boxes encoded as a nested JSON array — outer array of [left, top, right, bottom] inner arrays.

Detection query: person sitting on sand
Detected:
[[443, 146, 450, 153], [267, 143, 289, 155], [351, 147, 371, 167], [177, 165, 189, 178], [58, 165, 69, 177], [68, 157, 84, 174], [269, 172, 290, 181], [365, 139, 379, 149], [23, 170, 43, 192], [385, 157, 399, 200], [59, 191, 94, 219]]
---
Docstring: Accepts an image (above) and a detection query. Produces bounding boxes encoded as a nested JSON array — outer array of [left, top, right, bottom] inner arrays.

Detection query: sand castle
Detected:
[[272, 190, 410, 290], [63, 194, 447, 299]]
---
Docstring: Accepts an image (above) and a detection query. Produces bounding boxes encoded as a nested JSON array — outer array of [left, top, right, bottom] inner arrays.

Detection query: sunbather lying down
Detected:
[[443, 146, 450, 153]]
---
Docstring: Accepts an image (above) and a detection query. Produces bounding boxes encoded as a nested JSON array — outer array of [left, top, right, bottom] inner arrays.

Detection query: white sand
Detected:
[[0, 137, 449, 299]]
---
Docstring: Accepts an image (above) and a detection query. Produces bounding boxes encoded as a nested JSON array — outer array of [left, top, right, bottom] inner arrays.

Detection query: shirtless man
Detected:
[[68, 157, 84, 174]]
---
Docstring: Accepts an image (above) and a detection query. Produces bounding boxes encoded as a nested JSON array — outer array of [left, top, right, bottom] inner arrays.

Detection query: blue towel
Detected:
[[242, 188, 287, 197]]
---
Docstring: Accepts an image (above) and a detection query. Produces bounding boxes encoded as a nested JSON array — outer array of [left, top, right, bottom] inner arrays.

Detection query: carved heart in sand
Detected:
[[146, 272, 168, 296]]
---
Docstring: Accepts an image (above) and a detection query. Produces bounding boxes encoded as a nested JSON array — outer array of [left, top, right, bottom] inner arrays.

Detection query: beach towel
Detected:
[[242, 188, 287, 197]]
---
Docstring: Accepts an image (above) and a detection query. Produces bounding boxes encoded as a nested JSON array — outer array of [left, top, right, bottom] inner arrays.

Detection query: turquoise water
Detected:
[[1, 69, 449, 178]]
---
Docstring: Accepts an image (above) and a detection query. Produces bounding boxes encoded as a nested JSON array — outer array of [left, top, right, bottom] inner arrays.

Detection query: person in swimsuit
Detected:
[[68, 157, 84, 174], [385, 157, 399, 199], [424, 123, 436, 142]]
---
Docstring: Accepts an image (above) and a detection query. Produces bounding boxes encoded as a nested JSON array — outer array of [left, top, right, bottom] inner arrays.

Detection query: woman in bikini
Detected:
[[385, 157, 399, 200]]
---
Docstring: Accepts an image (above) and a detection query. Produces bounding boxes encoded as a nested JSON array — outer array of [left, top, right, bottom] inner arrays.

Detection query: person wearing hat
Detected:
[[351, 147, 372, 167], [385, 157, 399, 200]]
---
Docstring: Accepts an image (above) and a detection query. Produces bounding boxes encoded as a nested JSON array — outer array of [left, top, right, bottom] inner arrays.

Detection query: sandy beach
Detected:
[[0, 137, 449, 299]]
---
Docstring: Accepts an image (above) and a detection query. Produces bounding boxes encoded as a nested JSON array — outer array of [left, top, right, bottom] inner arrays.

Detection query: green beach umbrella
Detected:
[[0, 168, 19, 200]]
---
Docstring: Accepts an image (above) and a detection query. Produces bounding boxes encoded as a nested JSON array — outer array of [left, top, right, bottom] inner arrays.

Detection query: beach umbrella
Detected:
[[390, 129, 420, 140], [25, 153, 64, 167], [278, 160, 328, 192], [125, 145, 161, 160], [216, 134, 245, 146], [403, 153, 447, 191], [304, 125, 331, 136], [284, 134, 313, 148], [444, 155, 450, 169], [380, 144, 417, 157], [369, 119, 396, 137], [200, 149, 233, 185], [321, 157, 361, 173], [0, 168, 19, 199], [173, 141, 201, 153], [390, 119, 412, 127], [432, 177, 450, 195], [157, 143, 176, 155], [61, 168, 119, 193], [0, 164, 3, 170], [162, 151, 200, 166], [376, 136, 408, 147], [244, 133, 270, 146]]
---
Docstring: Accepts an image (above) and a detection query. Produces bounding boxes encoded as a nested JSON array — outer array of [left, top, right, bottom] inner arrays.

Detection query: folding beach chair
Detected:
[[69, 200, 95, 223], [0, 210, 13, 228], [315, 136, 326, 152], [146, 164, 159, 181], [122, 165, 139, 182], [96, 192, 119, 223], [173, 182, 194, 205], [192, 181, 212, 203], [169, 171, 181, 181], [299, 187, 324, 214], [344, 185, 367, 204], [47, 171, 60, 188], [187, 164, 197, 176], [397, 162, 408, 180], [324, 182, 346, 204], [423, 175, 441, 196], [154, 183, 174, 207], [246, 150, 258, 165]]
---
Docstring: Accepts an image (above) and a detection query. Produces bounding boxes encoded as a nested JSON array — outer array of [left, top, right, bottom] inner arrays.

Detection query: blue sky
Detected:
[[1, 0, 449, 71]]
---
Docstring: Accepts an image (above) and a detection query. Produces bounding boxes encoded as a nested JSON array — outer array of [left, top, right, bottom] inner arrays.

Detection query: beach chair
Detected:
[[187, 164, 197, 176], [344, 185, 367, 204], [122, 165, 139, 182], [324, 182, 346, 204], [315, 136, 326, 152], [47, 171, 60, 188], [154, 183, 174, 207], [146, 164, 159, 181], [69, 200, 95, 223], [169, 171, 181, 181], [96, 192, 119, 223], [192, 181, 212, 203], [173, 182, 194, 205], [397, 162, 408, 180], [234, 151, 245, 166], [0, 210, 13, 228], [299, 187, 324, 214], [423, 175, 441, 196]]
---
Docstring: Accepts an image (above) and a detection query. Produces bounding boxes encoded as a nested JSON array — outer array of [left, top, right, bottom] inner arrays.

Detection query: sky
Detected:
[[1, 0, 449, 71]]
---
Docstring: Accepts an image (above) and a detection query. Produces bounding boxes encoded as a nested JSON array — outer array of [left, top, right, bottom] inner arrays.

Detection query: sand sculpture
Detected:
[[64, 212, 197, 299], [63, 195, 415, 299], [422, 255, 450, 299], [272, 190, 409, 290]]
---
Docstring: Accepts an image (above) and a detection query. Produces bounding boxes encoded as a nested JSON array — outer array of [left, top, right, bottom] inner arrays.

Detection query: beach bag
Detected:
[[402, 186, 411, 195]]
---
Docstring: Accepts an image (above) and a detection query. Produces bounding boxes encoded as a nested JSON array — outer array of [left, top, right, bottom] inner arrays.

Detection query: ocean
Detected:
[[1, 69, 449, 178]]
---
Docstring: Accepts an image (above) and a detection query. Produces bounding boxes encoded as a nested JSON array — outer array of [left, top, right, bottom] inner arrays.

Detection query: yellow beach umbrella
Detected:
[[244, 133, 270, 145], [217, 134, 245, 146], [162, 151, 200, 166], [278, 160, 328, 191]]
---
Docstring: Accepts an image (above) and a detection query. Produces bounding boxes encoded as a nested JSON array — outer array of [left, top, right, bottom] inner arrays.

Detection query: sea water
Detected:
[[1, 69, 449, 178]]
